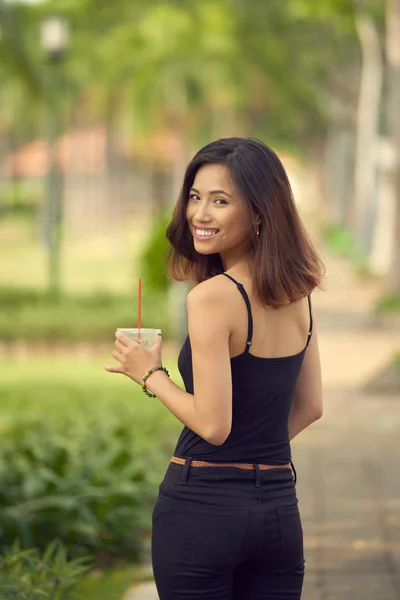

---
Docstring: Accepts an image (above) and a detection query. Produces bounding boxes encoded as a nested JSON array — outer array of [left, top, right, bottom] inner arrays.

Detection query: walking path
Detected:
[[124, 255, 400, 600]]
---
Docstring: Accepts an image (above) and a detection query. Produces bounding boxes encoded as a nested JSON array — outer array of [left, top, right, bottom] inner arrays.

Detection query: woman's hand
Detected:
[[104, 332, 163, 384]]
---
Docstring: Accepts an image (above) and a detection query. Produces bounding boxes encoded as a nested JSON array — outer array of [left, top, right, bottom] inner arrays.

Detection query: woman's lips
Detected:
[[193, 228, 219, 241]]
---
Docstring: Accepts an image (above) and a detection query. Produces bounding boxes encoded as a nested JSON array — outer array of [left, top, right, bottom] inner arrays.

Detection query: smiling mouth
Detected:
[[193, 227, 219, 240]]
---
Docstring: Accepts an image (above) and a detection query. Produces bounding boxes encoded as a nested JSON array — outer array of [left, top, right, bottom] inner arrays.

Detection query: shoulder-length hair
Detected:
[[166, 137, 324, 307]]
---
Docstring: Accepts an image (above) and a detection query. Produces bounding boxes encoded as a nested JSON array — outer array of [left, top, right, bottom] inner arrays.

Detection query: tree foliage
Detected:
[[0, 0, 373, 150]]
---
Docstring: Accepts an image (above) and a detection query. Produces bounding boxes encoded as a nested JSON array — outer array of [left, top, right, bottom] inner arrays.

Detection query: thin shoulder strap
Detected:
[[305, 294, 313, 349], [222, 273, 253, 353]]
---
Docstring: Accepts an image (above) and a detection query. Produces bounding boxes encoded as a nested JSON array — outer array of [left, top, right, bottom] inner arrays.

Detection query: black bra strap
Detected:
[[305, 294, 313, 349], [222, 273, 253, 352]]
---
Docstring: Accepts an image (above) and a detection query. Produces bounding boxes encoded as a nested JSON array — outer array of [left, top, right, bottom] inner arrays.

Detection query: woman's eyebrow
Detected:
[[190, 187, 232, 198]]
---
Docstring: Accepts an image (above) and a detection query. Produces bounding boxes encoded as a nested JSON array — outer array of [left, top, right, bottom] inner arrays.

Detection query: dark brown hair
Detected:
[[166, 137, 324, 307]]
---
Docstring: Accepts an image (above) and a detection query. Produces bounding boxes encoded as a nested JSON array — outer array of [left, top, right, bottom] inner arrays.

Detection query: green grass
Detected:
[[0, 210, 180, 342], [0, 211, 152, 294], [0, 353, 183, 420], [75, 564, 153, 600]]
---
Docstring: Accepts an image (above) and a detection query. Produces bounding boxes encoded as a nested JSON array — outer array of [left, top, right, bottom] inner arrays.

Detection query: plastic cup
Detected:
[[116, 328, 161, 348]]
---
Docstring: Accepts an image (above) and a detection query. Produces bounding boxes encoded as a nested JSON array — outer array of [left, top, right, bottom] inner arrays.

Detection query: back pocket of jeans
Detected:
[[276, 503, 304, 566], [182, 504, 249, 566]]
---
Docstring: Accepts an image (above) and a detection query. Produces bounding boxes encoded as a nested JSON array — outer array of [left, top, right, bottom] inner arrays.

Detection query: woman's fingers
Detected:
[[115, 339, 132, 353], [104, 364, 124, 374], [112, 349, 124, 363], [103, 350, 126, 374], [115, 331, 131, 347]]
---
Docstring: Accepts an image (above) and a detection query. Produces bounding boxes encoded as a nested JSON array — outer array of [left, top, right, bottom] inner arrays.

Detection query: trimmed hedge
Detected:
[[0, 286, 172, 343]]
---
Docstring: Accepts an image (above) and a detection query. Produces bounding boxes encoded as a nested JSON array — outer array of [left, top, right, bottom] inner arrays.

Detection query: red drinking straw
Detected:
[[138, 277, 142, 342]]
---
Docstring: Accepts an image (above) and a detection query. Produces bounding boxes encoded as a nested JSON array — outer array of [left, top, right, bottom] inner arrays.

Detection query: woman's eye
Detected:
[[188, 194, 227, 205]]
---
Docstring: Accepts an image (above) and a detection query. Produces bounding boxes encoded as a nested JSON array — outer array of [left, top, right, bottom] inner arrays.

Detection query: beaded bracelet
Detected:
[[141, 365, 170, 398]]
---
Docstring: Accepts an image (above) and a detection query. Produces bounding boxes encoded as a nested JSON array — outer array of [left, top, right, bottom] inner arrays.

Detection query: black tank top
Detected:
[[174, 273, 313, 465]]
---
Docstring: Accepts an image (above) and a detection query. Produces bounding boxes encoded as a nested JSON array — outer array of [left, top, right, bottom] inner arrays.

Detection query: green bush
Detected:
[[375, 293, 400, 315], [322, 223, 370, 274], [138, 207, 172, 294], [0, 286, 171, 342], [0, 370, 181, 563], [0, 538, 92, 599]]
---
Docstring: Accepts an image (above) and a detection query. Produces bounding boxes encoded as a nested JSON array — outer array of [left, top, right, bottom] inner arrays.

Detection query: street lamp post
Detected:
[[40, 15, 69, 298]]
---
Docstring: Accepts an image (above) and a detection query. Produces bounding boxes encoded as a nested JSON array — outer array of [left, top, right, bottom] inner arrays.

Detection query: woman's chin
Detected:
[[194, 246, 218, 255], [193, 240, 220, 255]]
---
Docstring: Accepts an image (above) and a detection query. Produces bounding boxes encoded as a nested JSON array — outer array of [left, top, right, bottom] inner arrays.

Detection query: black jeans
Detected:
[[151, 458, 305, 599]]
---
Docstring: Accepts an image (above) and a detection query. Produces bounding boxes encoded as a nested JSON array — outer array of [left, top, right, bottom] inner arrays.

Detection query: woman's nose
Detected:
[[195, 201, 212, 221]]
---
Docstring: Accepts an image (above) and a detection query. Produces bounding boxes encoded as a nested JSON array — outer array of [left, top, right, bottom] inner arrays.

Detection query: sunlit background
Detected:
[[0, 1, 399, 598]]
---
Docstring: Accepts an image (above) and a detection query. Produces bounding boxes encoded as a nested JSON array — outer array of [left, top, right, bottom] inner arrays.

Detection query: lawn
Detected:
[[0, 350, 181, 389], [0, 211, 152, 294], [0, 352, 183, 453], [75, 564, 154, 600]]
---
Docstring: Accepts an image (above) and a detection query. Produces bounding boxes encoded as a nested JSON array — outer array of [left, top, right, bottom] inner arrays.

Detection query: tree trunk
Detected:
[[386, 0, 400, 294], [353, 13, 383, 250]]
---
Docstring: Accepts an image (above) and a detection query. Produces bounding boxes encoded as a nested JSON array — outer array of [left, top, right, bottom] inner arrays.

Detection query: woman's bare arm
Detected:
[[145, 277, 233, 445], [288, 315, 323, 441]]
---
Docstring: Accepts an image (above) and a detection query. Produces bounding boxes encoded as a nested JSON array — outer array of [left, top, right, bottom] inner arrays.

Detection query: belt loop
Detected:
[[290, 460, 297, 485], [254, 463, 261, 488], [180, 457, 192, 485]]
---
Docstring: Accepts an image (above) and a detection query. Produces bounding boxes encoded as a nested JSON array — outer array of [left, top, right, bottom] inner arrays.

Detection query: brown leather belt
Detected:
[[170, 456, 291, 471]]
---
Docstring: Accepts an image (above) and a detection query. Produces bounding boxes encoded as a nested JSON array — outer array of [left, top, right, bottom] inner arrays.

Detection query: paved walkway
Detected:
[[124, 255, 400, 600]]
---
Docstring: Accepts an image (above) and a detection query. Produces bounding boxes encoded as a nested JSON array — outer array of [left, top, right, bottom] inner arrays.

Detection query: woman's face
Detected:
[[186, 163, 255, 270]]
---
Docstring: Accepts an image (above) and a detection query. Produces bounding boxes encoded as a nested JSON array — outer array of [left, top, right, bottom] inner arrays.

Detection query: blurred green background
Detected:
[[0, 0, 399, 597]]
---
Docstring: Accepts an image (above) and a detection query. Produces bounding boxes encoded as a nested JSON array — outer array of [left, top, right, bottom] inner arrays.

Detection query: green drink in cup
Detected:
[[116, 328, 161, 348]]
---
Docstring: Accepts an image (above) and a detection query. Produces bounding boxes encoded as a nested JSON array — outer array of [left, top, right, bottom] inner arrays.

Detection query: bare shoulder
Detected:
[[186, 275, 235, 335], [187, 274, 233, 306]]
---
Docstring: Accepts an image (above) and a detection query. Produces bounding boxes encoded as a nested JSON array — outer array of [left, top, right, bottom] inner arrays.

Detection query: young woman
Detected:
[[105, 137, 324, 599]]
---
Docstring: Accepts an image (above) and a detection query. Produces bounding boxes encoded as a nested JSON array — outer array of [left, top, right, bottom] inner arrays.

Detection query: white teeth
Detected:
[[195, 229, 218, 237]]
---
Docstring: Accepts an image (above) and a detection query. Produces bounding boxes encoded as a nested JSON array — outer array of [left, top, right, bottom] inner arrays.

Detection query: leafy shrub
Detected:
[[0, 374, 181, 563], [0, 538, 92, 599], [138, 207, 172, 294], [375, 293, 400, 315], [322, 223, 370, 274], [0, 180, 40, 222]]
